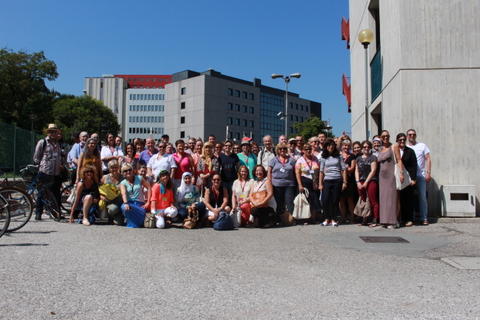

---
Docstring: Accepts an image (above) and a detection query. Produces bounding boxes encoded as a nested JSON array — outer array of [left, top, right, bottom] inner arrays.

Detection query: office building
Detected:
[[164, 69, 321, 143], [345, 0, 480, 215]]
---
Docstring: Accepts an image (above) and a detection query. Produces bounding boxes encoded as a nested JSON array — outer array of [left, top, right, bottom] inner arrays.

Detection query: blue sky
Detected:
[[0, 0, 351, 136]]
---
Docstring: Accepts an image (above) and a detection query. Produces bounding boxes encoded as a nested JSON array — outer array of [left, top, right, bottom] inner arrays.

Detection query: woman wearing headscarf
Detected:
[[175, 171, 204, 222]]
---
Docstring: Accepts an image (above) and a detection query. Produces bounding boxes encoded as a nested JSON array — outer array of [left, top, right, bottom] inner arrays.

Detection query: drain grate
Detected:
[[360, 236, 409, 243]]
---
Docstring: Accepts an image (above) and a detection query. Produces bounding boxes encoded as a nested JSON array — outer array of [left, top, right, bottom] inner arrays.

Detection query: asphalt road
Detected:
[[1, 219, 480, 320]]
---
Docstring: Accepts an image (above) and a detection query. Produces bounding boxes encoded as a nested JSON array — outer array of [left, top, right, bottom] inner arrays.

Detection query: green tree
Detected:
[[0, 48, 58, 131], [52, 95, 120, 143], [293, 116, 334, 139]]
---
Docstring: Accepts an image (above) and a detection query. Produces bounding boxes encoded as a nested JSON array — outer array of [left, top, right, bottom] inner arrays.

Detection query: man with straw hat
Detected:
[[33, 123, 64, 220]]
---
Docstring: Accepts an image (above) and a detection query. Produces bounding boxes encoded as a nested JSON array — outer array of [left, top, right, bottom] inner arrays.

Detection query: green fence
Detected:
[[0, 122, 43, 174]]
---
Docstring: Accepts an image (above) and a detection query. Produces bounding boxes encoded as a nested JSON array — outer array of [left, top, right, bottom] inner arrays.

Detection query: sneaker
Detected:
[[322, 220, 330, 226], [405, 221, 413, 227], [332, 221, 338, 227]]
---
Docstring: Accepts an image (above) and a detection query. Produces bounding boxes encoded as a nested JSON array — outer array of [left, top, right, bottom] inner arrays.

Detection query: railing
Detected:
[[370, 50, 382, 102]]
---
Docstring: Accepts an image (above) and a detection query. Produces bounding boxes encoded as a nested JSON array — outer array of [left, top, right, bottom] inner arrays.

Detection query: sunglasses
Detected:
[[123, 169, 132, 173], [381, 135, 390, 138], [408, 133, 416, 136], [398, 139, 406, 142], [304, 148, 312, 151], [363, 146, 371, 149], [212, 178, 221, 181]]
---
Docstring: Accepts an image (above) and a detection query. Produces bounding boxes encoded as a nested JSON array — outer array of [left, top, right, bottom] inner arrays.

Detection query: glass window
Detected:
[[235, 118, 240, 125], [228, 117, 233, 125], [290, 102, 293, 109], [243, 91, 248, 99], [181, 87, 186, 95], [228, 88, 233, 96], [235, 90, 240, 97], [250, 120, 254, 128], [181, 116, 185, 124], [236, 104, 240, 111], [180, 131, 185, 138], [181, 102, 186, 109], [243, 119, 248, 127], [306, 105, 309, 112], [296, 103, 299, 110], [243, 105, 248, 113], [228, 103, 233, 111], [249, 93, 254, 100], [250, 107, 254, 114], [236, 132, 240, 140]]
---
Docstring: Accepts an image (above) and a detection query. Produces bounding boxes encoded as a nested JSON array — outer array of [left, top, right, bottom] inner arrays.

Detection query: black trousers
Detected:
[[321, 179, 342, 220], [400, 185, 416, 223], [36, 172, 62, 216]]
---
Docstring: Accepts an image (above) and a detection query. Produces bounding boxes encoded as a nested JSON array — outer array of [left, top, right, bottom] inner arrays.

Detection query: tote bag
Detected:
[[293, 189, 311, 220], [392, 146, 411, 190]]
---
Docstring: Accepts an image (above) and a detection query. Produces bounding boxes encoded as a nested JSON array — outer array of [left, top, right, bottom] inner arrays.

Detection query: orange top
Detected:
[[151, 183, 174, 210]]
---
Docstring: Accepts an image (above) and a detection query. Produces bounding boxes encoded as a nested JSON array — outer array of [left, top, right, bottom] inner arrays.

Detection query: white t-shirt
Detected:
[[147, 153, 177, 179], [101, 145, 124, 171], [408, 142, 430, 177]]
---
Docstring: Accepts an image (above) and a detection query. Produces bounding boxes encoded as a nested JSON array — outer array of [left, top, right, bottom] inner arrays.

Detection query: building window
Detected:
[[290, 115, 294, 121], [235, 90, 240, 97], [295, 103, 299, 110], [290, 102, 293, 109], [243, 91, 248, 99], [249, 93, 254, 100], [250, 120, 254, 128], [228, 88, 233, 96], [236, 132, 240, 140], [180, 131, 185, 138], [301, 105, 304, 111], [250, 107, 254, 114], [243, 119, 248, 127], [228, 117, 233, 125], [181, 116, 185, 124], [306, 105, 309, 112], [181, 102, 186, 109], [235, 104, 240, 111], [228, 103, 233, 111], [235, 118, 240, 125], [181, 87, 186, 95], [243, 105, 248, 113]]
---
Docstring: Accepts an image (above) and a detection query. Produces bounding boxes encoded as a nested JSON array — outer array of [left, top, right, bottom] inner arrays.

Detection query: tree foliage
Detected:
[[52, 95, 120, 143], [0, 48, 58, 131], [293, 116, 334, 139]]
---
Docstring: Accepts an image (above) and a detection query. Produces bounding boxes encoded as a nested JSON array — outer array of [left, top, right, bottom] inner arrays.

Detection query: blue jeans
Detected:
[[415, 175, 428, 221], [273, 185, 296, 215], [121, 201, 145, 228]]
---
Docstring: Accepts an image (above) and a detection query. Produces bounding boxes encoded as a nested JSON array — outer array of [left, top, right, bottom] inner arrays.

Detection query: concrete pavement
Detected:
[[1, 220, 479, 319]]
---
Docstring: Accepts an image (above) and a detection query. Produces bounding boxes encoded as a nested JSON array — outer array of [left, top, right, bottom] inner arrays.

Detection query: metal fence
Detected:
[[0, 122, 43, 174]]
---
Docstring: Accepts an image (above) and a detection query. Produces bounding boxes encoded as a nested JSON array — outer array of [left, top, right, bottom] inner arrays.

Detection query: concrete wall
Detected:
[[349, 0, 480, 215]]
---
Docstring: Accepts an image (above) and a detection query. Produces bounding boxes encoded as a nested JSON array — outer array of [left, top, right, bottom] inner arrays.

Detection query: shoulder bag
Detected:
[[392, 146, 411, 190]]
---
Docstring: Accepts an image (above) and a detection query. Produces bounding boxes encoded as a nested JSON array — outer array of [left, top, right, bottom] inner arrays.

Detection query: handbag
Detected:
[[353, 196, 371, 218], [293, 189, 311, 220], [144, 212, 156, 228], [239, 202, 252, 225], [99, 184, 121, 201], [230, 208, 241, 228], [183, 206, 199, 229], [251, 190, 268, 208], [213, 211, 234, 230], [66, 185, 76, 204], [392, 147, 411, 190]]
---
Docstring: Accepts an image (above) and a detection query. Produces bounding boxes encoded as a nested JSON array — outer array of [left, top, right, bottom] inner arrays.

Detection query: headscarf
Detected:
[[176, 172, 195, 200]]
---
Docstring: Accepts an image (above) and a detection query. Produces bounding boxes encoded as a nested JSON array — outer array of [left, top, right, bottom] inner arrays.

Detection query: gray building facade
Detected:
[[348, 0, 480, 215], [164, 69, 321, 143]]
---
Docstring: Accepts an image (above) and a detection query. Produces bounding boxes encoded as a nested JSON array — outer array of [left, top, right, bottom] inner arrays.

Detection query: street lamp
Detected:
[[271, 73, 301, 137], [358, 28, 374, 140]]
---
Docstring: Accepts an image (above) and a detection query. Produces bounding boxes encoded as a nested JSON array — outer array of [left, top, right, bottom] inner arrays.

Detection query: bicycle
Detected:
[[0, 193, 11, 238], [0, 186, 33, 232]]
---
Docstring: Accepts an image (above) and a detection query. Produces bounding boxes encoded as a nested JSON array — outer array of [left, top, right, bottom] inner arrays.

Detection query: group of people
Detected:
[[33, 123, 431, 230]]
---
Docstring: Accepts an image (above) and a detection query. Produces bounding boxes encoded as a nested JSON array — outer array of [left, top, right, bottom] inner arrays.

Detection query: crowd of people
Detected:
[[33, 123, 432, 230]]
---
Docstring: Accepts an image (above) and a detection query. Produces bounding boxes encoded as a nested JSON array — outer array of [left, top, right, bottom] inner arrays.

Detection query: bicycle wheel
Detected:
[[0, 195, 11, 238], [60, 184, 74, 214], [43, 188, 65, 222], [0, 187, 33, 232]]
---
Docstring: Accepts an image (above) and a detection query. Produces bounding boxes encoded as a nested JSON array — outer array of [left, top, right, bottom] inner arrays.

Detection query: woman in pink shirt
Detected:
[[172, 140, 195, 189]]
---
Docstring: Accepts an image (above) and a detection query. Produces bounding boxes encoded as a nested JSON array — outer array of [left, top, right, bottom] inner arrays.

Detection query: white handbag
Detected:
[[230, 208, 241, 228], [293, 189, 311, 220], [392, 146, 411, 190]]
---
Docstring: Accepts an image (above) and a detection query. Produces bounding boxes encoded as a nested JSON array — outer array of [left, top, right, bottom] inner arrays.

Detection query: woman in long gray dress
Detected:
[[377, 130, 405, 228]]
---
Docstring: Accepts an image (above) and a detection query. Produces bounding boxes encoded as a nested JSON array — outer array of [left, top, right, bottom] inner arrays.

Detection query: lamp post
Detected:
[[358, 28, 374, 140], [271, 73, 301, 137]]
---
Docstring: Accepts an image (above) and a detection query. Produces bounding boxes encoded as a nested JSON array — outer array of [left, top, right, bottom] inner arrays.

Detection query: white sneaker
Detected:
[[331, 221, 338, 227], [322, 221, 330, 226]]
